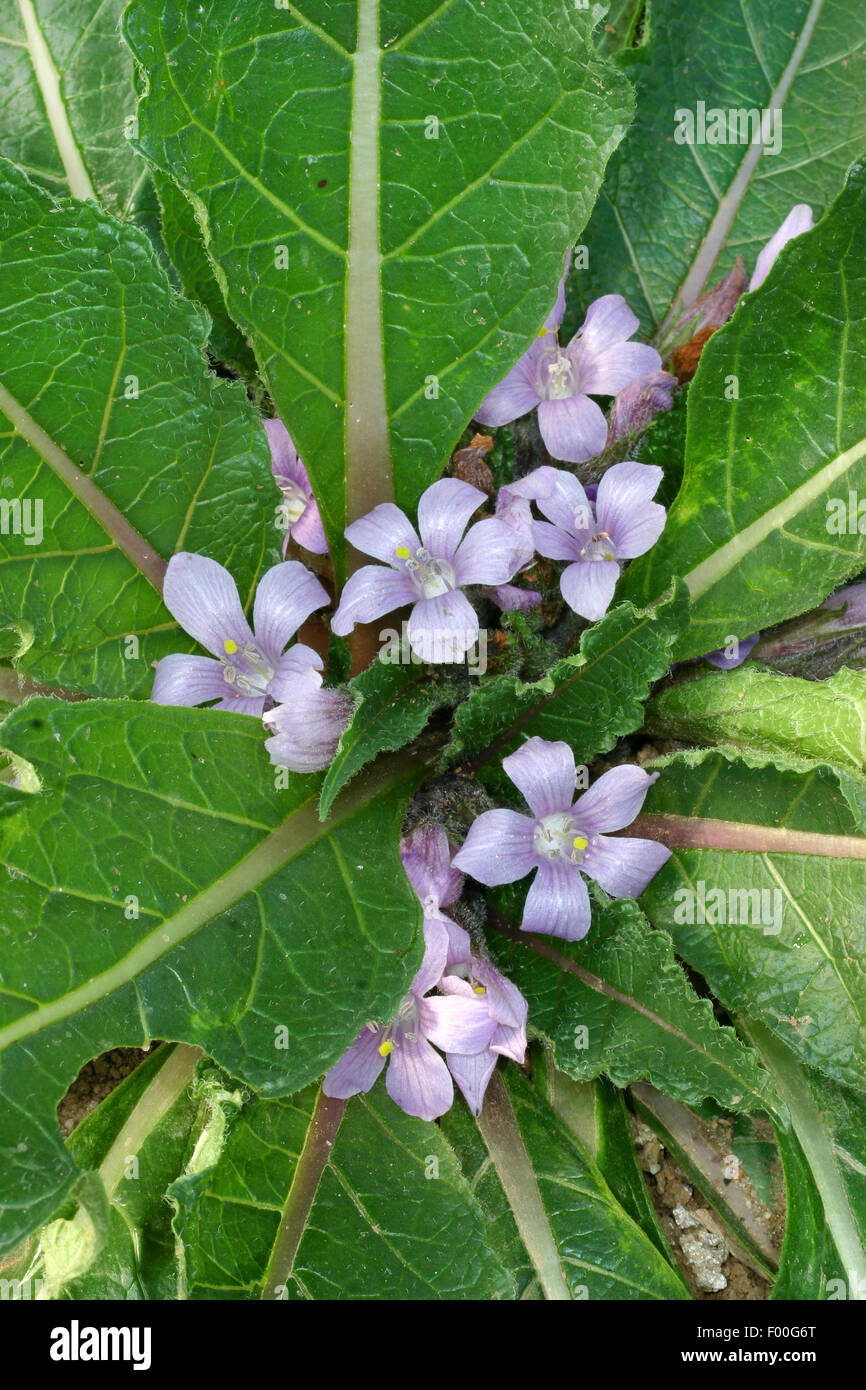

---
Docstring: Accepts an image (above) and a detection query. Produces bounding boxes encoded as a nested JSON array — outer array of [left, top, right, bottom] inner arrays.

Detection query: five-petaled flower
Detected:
[[475, 284, 662, 464], [265, 418, 328, 556], [331, 478, 525, 662], [453, 736, 670, 941], [531, 462, 666, 621], [151, 552, 330, 717]]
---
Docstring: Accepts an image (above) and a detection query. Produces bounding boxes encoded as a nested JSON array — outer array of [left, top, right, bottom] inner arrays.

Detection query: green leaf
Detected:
[[621, 161, 866, 658], [152, 170, 258, 376], [122, 0, 634, 578], [443, 1067, 690, 1300], [0, 160, 276, 697], [639, 749, 866, 1093], [172, 1080, 513, 1300], [647, 665, 866, 780], [575, 0, 866, 339], [319, 650, 457, 819], [488, 898, 782, 1119], [448, 583, 689, 774], [0, 0, 143, 215], [742, 1021, 866, 1300], [0, 697, 423, 1253]]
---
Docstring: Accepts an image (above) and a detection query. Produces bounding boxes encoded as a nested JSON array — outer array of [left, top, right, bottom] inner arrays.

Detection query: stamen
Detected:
[[395, 545, 411, 559], [224, 639, 238, 655], [378, 1039, 394, 1057]]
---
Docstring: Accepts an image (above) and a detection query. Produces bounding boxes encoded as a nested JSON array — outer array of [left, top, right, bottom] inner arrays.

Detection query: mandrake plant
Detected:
[[1, 0, 866, 1304]]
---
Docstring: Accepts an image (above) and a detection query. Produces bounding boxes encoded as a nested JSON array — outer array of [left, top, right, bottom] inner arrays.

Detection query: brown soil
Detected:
[[57, 1046, 157, 1136]]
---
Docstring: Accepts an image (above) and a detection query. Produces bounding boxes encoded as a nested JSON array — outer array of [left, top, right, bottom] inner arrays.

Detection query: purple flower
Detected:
[[749, 205, 814, 291], [400, 823, 471, 966], [453, 736, 670, 941], [264, 418, 328, 556], [439, 957, 528, 1115], [151, 552, 329, 718], [475, 293, 661, 464], [321, 916, 495, 1121], [331, 478, 526, 662], [532, 462, 666, 621], [607, 371, 678, 445], [700, 634, 759, 669], [262, 680, 352, 773]]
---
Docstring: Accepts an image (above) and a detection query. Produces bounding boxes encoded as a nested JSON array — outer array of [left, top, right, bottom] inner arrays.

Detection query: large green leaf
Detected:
[[172, 1079, 512, 1300], [0, 159, 276, 697], [0, 697, 422, 1253], [639, 749, 866, 1093], [0, 0, 143, 214], [621, 162, 866, 657], [122, 0, 634, 578], [647, 665, 866, 780], [574, 0, 866, 340], [488, 898, 782, 1120]]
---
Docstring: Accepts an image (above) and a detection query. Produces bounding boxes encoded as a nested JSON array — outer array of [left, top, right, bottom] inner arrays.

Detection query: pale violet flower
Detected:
[[322, 915, 495, 1121], [532, 462, 666, 621], [331, 478, 526, 662], [400, 823, 528, 1115], [453, 737, 670, 941], [607, 371, 678, 445], [264, 418, 328, 556], [749, 205, 814, 291], [151, 553, 329, 717], [475, 290, 662, 464]]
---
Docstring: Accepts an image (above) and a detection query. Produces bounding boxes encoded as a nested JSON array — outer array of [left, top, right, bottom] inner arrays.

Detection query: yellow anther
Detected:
[[473, 985, 487, 995], [572, 835, 588, 851], [395, 545, 411, 559], [223, 639, 238, 655], [378, 1039, 394, 1057]]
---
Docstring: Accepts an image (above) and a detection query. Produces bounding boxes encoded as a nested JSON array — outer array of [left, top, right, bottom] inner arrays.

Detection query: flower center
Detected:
[[533, 812, 591, 866], [536, 341, 577, 401], [395, 545, 455, 599], [377, 993, 419, 1054], [579, 531, 616, 564], [278, 479, 308, 527], [220, 638, 276, 699]]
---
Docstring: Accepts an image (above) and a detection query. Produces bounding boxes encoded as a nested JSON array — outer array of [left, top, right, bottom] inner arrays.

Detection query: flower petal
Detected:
[[702, 634, 760, 669], [559, 558, 619, 620], [344, 502, 420, 566], [545, 251, 571, 332], [582, 833, 671, 898], [162, 552, 252, 658], [537, 394, 607, 463], [473, 957, 528, 1032], [263, 417, 300, 483], [253, 560, 330, 660], [268, 644, 324, 703], [485, 583, 543, 612], [386, 1035, 453, 1120], [331, 564, 417, 635], [262, 684, 352, 773], [533, 519, 585, 563], [322, 1025, 387, 1099], [417, 478, 485, 560], [412, 915, 450, 996], [577, 341, 662, 398], [533, 467, 593, 535], [503, 735, 575, 819], [574, 764, 659, 834], [290, 497, 329, 555], [750, 204, 814, 291], [453, 517, 526, 587], [474, 340, 544, 427], [407, 589, 479, 662], [419, 994, 495, 1054], [446, 1048, 497, 1117], [400, 823, 463, 909], [452, 809, 537, 886], [608, 372, 678, 445], [151, 653, 229, 708], [595, 460, 664, 558], [521, 860, 591, 940], [571, 294, 640, 356]]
